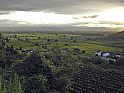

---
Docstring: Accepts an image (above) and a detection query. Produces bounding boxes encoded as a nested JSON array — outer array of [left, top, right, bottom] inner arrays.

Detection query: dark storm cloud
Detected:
[[0, 0, 124, 14], [0, 0, 88, 11]]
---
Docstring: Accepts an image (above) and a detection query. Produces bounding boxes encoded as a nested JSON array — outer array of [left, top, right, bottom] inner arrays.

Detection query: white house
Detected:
[[95, 52, 102, 56], [103, 53, 110, 57]]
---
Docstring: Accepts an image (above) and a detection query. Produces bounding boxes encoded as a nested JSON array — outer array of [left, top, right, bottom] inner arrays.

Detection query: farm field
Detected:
[[5, 33, 123, 55]]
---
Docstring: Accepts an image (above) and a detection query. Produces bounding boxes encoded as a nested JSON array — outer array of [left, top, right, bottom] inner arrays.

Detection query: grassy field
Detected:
[[7, 38, 33, 49], [6, 33, 122, 55], [69, 42, 120, 55]]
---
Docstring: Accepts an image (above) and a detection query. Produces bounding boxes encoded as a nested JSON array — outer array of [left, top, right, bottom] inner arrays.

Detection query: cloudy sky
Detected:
[[0, 0, 124, 31]]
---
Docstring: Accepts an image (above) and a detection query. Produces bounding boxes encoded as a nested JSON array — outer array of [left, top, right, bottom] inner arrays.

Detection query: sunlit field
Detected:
[[5, 33, 122, 55]]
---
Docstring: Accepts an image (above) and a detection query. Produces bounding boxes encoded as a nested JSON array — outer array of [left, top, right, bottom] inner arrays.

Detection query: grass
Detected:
[[7, 39, 33, 49], [70, 42, 121, 55], [6, 33, 123, 55]]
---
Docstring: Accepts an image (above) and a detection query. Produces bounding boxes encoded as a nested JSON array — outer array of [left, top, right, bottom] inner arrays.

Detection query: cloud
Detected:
[[99, 21, 122, 24], [73, 15, 98, 19], [0, 19, 30, 27], [0, 0, 124, 31], [0, 11, 11, 15], [0, 0, 123, 14], [82, 15, 98, 18]]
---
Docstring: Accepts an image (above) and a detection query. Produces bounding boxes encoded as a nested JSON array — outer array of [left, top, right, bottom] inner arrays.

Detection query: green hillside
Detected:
[[101, 31, 124, 48], [106, 31, 124, 40]]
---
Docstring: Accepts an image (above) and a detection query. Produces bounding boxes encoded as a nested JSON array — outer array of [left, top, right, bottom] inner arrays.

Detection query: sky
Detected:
[[0, 0, 124, 31]]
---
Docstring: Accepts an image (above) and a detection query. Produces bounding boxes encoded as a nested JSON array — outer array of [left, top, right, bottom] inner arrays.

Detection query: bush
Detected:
[[23, 75, 48, 93], [116, 57, 124, 65], [12, 53, 52, 77], [91, 56, 105, 65]]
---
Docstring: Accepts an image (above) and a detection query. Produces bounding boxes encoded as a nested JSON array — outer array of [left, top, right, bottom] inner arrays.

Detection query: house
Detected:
[[95, 51, 110, 58], [103, 52, 110, 57], [95, 51, 102, 56], [116, 54, 121, 58], [95, 51, 124, 63]]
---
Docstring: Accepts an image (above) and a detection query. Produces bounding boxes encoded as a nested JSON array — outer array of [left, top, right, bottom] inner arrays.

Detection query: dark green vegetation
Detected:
[[106, 31, 124, 40], [0, 31, 124, 93], [72, 65, 124, 93], [100, 31, 124, 48]]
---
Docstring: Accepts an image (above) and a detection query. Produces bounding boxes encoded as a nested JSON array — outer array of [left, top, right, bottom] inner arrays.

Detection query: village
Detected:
[[95, 51, 124, 62]]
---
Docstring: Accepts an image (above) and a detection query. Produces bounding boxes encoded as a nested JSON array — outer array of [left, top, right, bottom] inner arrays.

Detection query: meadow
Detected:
[[5, 32, 123, 55]]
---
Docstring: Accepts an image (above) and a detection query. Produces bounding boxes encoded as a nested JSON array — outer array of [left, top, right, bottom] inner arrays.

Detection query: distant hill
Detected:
[[104, 31, 124, 48], [106, 31, 124, 40]]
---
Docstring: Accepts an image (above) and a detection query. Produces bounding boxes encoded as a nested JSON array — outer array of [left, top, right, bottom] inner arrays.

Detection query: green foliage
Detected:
[[1, 32, 124, 93], [0, 75, 6, 93], [7, 38, 32, 49], [116, 57, 124, 65], [0, 74, 23, 93], [6, 74, 23, 93], [91, 56, 105, 65], [72, 64, 124, 93], [0, 50, 4, 58], [23, 75, 49, 93]]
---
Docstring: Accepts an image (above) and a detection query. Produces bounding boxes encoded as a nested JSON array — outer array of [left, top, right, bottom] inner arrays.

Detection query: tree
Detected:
[[8, 74, 24, 93], [19, 47, 22, 50], [0, 74, 23, 93], [116, 57, 124, 65], [0, 75, 6, 93], [15, 35, 17, 38], [55, 39, 58, 42], [47, 39, 50, 42], [6, 38, 10, 43], [23, 75, 48, 93], [82, 50, 86, 54], [0, 33, 2, 39]]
